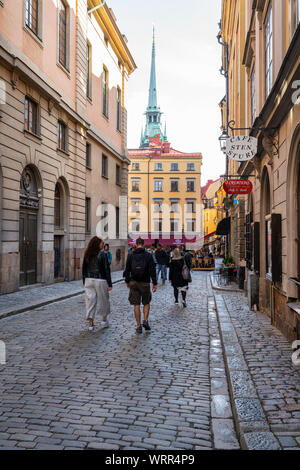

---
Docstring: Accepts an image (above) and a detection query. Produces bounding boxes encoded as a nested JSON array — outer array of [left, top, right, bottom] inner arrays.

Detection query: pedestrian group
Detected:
[[82, 237, 193, 334]]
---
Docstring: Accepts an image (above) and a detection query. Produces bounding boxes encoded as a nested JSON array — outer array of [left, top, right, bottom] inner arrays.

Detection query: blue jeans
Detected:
[[157, 264, 167, 282]]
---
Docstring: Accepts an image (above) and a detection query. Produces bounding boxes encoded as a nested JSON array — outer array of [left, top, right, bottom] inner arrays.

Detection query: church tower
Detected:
[[140, 28, 167, 148]]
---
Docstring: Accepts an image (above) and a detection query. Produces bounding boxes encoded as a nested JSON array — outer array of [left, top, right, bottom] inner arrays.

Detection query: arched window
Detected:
[[54, 183, 62, 229]]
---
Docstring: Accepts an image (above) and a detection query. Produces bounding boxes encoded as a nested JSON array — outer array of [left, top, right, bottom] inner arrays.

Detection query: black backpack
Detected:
[[131, 252, 148, 281]]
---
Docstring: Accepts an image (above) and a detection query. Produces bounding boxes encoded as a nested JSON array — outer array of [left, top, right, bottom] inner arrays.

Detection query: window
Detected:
[[87, 42, 92, 99], [187, 163, 195, 171], [102, 155, 108, 178], [265, 5, 273, 97], [116, 164, 120, 185], [153, 219, 163, 233], [85, 197, 91, 233], [171, 162, 179, 171], [154, 162, 163, 171], [131, 178, 140, 192], [132, 162, 140, 171], [170, 179, 179, 192], [58, 0, 68, 69], [117, 87, 121, 131], [251, 67, 256, 125], [186, 200, 196, 213], [86, 142, 91, 168], [153, 199, 163, 213], [170, 219, 179, 233], [170, 200, 180, 213], [57, 120, 67, 152], [102, 67, 108, 117], [25, 0, 39, 36], [187, 179, 195, 192], [24, 97, 38, 135], [154, 180, 163, 192], [131, 199, 140, 213], [116, 206, 119, 239], [290, 0, 300, 37], [131, 219, 140, 233], [186, 219, 196, 233], [54, 184, 62, 229]]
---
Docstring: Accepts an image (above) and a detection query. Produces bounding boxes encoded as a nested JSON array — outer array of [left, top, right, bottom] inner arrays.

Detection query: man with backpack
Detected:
[[155, 244, 170, 285], [124, 238, 157, 334]]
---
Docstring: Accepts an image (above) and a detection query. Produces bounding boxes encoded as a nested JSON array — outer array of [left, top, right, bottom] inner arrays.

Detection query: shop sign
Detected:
[[223, 179, 253, 195], [226, 136, 257, 161]]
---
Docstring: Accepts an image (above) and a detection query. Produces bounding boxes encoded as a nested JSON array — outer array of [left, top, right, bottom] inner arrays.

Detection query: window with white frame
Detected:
[[154, 162, 163, 171], [132, 162, 140, 171], [153, 199, 163, 213], [251, 67, 256, 125], [170, 199, 180, 213], [186, 179, 195, 192], [153, 219, 163, 233], [102, 66, 109, 117], [154, 179, 163, 192], [170, 219, 179, 233], [186, 219, 196, 233], [170, 179, 179, 192], [131, 178, 140, 192], [265, 5, 273, 97], [130, 199, 140, 213], [186, 199, 196, 213], [57, 120, 68, 152], [131, 219, 140, 233]]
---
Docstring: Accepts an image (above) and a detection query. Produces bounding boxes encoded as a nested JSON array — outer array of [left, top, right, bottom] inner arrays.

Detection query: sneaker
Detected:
[[136, 326, 143, 334], [175, 301, 179, 305], [88, 325, 94, 331], [182, 301, 187, 308], [142, 320, 151, 331], [101, 320, 109, 329]]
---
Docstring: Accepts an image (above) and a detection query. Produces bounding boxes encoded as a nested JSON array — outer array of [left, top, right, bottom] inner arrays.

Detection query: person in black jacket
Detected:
[[169, 248, 191, 307], [82, 236, 112, 331], [155, 244, 169, 285], [124, 238, 157, 334]]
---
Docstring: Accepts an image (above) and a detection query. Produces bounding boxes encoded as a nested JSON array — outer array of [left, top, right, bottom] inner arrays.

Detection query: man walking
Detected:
[[124, 238, 157, 334], [155, 244, 169, 285]]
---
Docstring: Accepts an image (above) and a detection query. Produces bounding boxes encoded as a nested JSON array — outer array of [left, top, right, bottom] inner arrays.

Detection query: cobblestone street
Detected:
[[0, 272, 299, 450]]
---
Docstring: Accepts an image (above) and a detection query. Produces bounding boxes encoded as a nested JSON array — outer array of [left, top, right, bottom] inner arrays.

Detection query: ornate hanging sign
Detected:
[[226, 136, 258, 161], [223, 179, 253, 195]]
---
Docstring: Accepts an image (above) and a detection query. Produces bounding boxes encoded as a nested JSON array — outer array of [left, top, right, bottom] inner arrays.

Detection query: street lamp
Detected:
[[219, 128, 229, 154]]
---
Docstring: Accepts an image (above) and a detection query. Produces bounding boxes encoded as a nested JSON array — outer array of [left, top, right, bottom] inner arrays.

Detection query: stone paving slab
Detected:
[[215, 292, 300, 450], [0, 271, 240, 450], [0, 271, 124, 320]]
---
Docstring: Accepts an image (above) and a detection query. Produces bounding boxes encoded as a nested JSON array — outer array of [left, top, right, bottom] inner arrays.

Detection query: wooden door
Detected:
[[19, 210, 37, 286]]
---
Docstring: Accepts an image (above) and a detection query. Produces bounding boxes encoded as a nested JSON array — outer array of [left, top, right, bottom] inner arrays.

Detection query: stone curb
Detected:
[[210, 273, 243, 293], [214, 294, 281, 450], [0, 278, 124, 321]]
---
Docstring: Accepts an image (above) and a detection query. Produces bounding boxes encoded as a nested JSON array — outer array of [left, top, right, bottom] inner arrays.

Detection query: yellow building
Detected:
[[128, 31, 203, 247], [202, 179, 226, 251]]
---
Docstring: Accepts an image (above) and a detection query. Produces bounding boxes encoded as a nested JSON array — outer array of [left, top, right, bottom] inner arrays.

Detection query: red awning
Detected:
[[128, 234, 197, 246]]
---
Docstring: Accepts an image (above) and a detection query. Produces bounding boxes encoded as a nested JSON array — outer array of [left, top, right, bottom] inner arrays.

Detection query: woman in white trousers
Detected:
[[82, 237, 112, 331]]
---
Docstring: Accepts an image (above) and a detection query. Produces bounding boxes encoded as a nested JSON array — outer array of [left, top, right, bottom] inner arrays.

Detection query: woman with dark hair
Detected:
[[169, 248, 192, 307], [82, 236, 112, 331]]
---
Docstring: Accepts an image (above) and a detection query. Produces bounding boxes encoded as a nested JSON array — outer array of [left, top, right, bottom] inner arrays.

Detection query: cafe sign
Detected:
[[223, 179, 253, 195], [226, 136, 258, 161]]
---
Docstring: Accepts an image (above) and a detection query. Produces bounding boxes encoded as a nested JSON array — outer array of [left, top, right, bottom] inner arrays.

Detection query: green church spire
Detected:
[[140, 27, 166, 148]]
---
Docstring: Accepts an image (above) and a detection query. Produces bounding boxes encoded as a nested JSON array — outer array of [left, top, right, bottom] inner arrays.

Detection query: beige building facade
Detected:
[[220, 0, 300, 340], [0, 1, 136, 294]]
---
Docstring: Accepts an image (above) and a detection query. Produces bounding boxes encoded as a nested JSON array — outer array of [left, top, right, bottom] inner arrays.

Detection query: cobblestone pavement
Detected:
[[0, 272, 239, 450], [0, 271, 299, 450], [0, 271, 123, 320], [219, 293, 300, 450]]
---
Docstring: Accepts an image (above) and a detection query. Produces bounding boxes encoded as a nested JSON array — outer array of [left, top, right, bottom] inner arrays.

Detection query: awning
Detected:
[[128, 234, 197, 246], [216, 217, 231, 235]]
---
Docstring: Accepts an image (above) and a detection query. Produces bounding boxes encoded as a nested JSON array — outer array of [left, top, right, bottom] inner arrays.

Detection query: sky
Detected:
[[108, 0, 226, 184]]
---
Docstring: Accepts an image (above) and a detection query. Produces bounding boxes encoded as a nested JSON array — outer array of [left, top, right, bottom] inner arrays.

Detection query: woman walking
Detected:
[[169, 248, 191, 307], [82, 237, 112, 331]]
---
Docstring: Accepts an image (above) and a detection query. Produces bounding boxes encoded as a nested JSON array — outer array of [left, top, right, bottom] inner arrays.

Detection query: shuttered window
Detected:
[[271, 213, 282, 284]]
